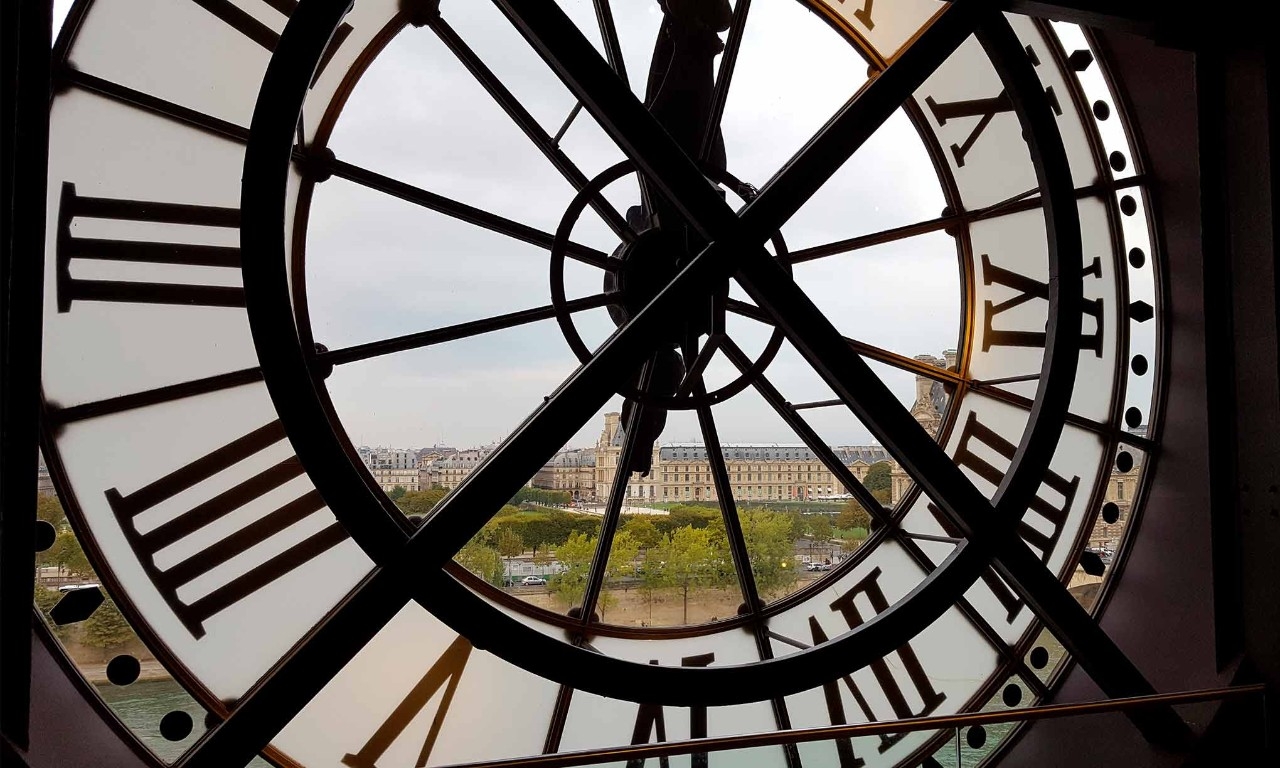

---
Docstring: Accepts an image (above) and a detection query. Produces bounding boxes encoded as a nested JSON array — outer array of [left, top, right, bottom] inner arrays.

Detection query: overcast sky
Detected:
[[305, 0, 959, 451], [54, 0, 960, 451]]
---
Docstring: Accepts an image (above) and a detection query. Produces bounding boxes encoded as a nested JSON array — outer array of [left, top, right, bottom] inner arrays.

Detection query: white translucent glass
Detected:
[[69, 0, 273, 128], [779, 569, 1001, 768], [275, 602, 559, 767], [1048, 22, 1141, 182], [1115, 190, 1160, 433], [913, 18, 1099, 211], [1007, 14, 1099, 190], [42, 93, 255, 408], [906, 394, 1104, 642], [809, 0, 944, 62], [52, 384, 373, 699], [966, 200, 1120, 423]]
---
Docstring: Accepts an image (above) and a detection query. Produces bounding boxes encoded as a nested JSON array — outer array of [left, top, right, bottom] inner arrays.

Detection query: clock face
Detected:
[[39, 1, 1162, 766]]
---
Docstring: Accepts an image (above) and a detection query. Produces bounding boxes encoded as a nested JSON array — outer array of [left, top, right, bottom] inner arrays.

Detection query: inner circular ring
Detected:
[[550, 160, 791, 409], [241, 0, 1082, 705]]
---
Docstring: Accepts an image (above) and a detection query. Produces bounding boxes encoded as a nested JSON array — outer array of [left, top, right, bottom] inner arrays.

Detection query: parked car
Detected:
[[804, 562, 831, 572], [520, 575, 548, 586]]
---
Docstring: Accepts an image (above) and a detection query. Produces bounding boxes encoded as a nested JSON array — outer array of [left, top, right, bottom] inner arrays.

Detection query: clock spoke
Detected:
[[720, 338, 896, 531], [576, 362, 655, 626], [322, 156, 612, 270], [692, 394, 764, 612], [316, 293, 615, 368], [786, 174, 1147, 266], [591, 0, 629, 87], [719, 341, 1026, 678], [46, 366, 264, 425], [968, 385, 1158, 452], [497, 0, 978, 243], [725, 297, 965, 387], [427, 13, 634, 240], [697, 0, 752, 164], [61, 66, 251, 145]]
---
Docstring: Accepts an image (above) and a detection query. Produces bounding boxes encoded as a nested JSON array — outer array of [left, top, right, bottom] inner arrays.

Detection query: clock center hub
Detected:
[[603, 225, 727, 343]]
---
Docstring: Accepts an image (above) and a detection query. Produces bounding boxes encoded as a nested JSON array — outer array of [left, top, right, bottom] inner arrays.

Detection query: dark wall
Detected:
[[1006, 27, 1278, 767]]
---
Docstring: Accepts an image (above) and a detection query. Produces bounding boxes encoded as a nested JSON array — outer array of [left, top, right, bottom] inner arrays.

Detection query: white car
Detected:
[[520, 576, 548, 586]]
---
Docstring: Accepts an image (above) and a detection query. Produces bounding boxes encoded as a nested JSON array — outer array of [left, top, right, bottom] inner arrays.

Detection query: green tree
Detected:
[[511, 487, 573, 506], [645, 527, 724, 624], [455, 540, 504, 586], [864, 462, 892, 493], [622, 516, 662, 549], [871, 487, 891, 505], [740, 509, 799, 598], [81, 600, 136, 661], [550, 531, 596, 609], [532, 545, 552, 567], [496, 527, 525, 581], [388, 485, 407, 501], [36, 493, 66, 527], [836, 500, 872, 532], [809, 515, 833, 542], [51, 530, 93, 578], [32, 587, 71, 641], [395, 487, 448, 517]]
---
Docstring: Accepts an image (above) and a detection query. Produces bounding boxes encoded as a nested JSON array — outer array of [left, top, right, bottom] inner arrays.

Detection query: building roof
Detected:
[[657, 443, 891, 463], [544, 449, 596, 468]]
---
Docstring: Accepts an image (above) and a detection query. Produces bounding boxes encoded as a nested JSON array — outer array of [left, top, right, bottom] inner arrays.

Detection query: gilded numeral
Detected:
[[343, 636, 472, 768], [55, 183, 243, 311], [840, 0, 875, 30], [105, 421, 347, 638], [627, 653, 715, 768], [926, 411, 1079, 621], [189, 0, 352, 80], [924, 48, 1061, 167], [981, 254, 1105, 356]]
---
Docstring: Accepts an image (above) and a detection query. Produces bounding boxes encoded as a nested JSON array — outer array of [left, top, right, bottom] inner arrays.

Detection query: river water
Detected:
[[95, 679, 270, 766]]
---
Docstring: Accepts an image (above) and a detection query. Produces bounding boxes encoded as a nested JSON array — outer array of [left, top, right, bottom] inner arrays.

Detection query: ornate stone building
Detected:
[[531, 448, 597, 500]]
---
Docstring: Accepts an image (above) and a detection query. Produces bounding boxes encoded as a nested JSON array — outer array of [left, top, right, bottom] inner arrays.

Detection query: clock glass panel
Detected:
[[36, 1, 1162, 766]]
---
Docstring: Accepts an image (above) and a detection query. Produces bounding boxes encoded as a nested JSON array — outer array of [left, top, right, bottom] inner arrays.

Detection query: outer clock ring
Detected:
[[237, 0, 1084, 707]]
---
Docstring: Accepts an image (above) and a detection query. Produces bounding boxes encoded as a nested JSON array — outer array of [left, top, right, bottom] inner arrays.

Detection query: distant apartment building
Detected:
[[358, 446, 422, 493], [421, 446, 498, 490]]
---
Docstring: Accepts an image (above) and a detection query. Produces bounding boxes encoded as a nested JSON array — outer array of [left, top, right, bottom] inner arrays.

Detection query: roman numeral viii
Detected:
[[343, 636, 472, 768], [982, 254, 1106, 357], [924, 47, 1062, 167], [105, 421, 348, 638], [773, 568, 946, 766], [927, 411, 1079, 622], [190, 0, 352, 80], [56, 183, 243, 311], [627, 653, 715, 768]]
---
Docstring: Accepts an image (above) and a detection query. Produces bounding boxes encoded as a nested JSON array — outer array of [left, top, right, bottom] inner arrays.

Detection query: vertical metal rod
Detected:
[[591, 0, 629, 88], [0, 0, 52, 750], [699, 0, 752, 163], [578, 361, 655, 625]]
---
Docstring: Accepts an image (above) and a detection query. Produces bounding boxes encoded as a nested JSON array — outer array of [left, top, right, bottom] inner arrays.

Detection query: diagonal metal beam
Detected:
[[493, 0, 1184, 745]]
